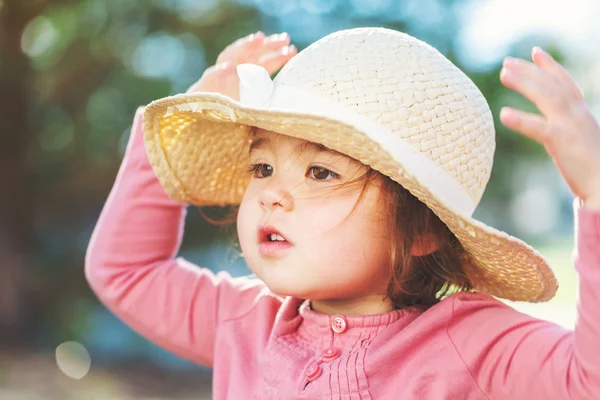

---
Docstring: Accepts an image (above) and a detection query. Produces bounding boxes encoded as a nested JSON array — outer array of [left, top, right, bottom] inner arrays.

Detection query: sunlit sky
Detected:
[[460, 0, 600, 72]]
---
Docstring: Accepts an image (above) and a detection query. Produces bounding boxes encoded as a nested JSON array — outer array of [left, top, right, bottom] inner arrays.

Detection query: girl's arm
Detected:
[[450, 46, 600, 399], [449, 200, 600, 399], [85, 107, 267, 367]]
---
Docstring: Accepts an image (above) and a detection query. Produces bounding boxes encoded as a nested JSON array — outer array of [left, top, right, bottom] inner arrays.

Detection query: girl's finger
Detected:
[[262, 33, 291, 48], [231, 31, 265, 48], [219, 32, 293, 67], [500, 59, 568, 116], [242, 33, 292, 65], [257, 45, 297, 75], [531, 46, 585, 101], [217, 32, 266, 64], [499, 106, 549, 144]]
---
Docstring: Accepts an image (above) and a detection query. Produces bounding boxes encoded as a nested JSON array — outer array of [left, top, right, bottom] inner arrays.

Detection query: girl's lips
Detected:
[[259, 241, 293, 257], [258, 225, 293, 244], [258, 224, 293, 257]]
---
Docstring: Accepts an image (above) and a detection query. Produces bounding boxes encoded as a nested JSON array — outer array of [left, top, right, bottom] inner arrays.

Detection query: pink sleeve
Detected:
[[84, 107, 268, 368], [448, 200, 600, 399]]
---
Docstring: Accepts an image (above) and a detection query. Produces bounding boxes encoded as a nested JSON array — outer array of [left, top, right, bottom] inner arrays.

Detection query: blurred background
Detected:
[[0, 0, 598, 398]]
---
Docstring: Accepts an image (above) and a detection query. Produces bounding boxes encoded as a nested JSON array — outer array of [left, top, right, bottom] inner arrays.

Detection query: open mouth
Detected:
[[258, 225, 293, 257], [259, 225, 292, 244]]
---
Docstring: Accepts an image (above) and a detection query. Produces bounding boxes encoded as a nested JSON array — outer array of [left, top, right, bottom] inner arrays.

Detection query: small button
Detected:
[[330, 315, 347, 333], [306, 363, 322, 381], [322, 347, 340, 361]]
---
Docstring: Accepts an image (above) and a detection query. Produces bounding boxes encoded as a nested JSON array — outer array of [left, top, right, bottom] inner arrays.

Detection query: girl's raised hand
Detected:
[[186, 31, 297, 100], [499, 47, 600, 209]]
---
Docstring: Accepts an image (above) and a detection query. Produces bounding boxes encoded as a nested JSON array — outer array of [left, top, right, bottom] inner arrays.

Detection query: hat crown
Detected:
[[273, 28, 495, 206]]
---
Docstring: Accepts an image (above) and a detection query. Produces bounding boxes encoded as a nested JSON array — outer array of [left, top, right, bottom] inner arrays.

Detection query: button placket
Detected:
[[301, 313, 351, 392]]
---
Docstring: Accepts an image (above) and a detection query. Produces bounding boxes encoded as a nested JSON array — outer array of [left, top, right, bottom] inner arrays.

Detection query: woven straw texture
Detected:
[[143, 27, 558, 303]]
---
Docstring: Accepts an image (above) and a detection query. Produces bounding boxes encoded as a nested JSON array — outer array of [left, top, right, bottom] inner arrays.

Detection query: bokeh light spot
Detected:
[[130, 33, 185, 78], [21, 16, 59, 58], [55, 341, 92, 380]]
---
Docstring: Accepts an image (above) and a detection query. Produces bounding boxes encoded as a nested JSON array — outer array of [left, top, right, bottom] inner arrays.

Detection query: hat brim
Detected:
[[143, 92, 558, 303]]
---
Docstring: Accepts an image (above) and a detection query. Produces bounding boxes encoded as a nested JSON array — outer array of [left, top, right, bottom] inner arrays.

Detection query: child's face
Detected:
[[237, 129, 392, 303]]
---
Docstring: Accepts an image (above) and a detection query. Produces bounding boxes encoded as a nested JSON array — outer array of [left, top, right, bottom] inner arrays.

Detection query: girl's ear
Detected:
[[411, 233, 441, 256]]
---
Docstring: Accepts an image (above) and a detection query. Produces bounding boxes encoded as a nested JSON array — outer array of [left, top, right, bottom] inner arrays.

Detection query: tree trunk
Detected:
[[0, 0, 36, 346]]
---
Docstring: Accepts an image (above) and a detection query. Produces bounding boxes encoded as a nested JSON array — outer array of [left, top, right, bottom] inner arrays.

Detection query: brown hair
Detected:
[[367, 168, 474, 308]]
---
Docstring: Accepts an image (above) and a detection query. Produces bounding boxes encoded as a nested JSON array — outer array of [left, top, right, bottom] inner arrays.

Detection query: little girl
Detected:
[[86, 28, 600, 399]]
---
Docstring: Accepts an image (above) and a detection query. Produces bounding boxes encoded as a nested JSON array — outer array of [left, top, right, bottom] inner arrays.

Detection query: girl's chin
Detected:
[[247, 261, 335, 298], [259, 277, 321, 299]]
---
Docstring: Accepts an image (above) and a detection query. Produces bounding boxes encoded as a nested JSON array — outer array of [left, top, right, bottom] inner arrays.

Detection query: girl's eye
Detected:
[[308, 166, 339, 181], [249, 163, 273, 178]]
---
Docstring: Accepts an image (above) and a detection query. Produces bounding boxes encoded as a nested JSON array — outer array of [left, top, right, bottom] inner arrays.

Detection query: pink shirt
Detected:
[[86, 107, 600, 399]]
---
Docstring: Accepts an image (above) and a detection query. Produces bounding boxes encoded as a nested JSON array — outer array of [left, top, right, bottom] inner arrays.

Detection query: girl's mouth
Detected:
[[258, 225, 293, 257]]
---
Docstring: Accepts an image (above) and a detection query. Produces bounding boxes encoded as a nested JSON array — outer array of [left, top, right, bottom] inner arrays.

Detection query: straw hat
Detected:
[[142, 27, 558, 302]]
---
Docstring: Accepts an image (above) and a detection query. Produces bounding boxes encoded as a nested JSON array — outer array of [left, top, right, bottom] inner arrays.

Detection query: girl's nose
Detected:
[[259, 185, 294, 212]]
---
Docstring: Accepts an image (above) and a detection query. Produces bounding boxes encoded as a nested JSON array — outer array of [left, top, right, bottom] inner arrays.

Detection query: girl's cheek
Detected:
[[303, 200, 357, 231], [239, 182, 262, 211], [237, 197, 256, 238]]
